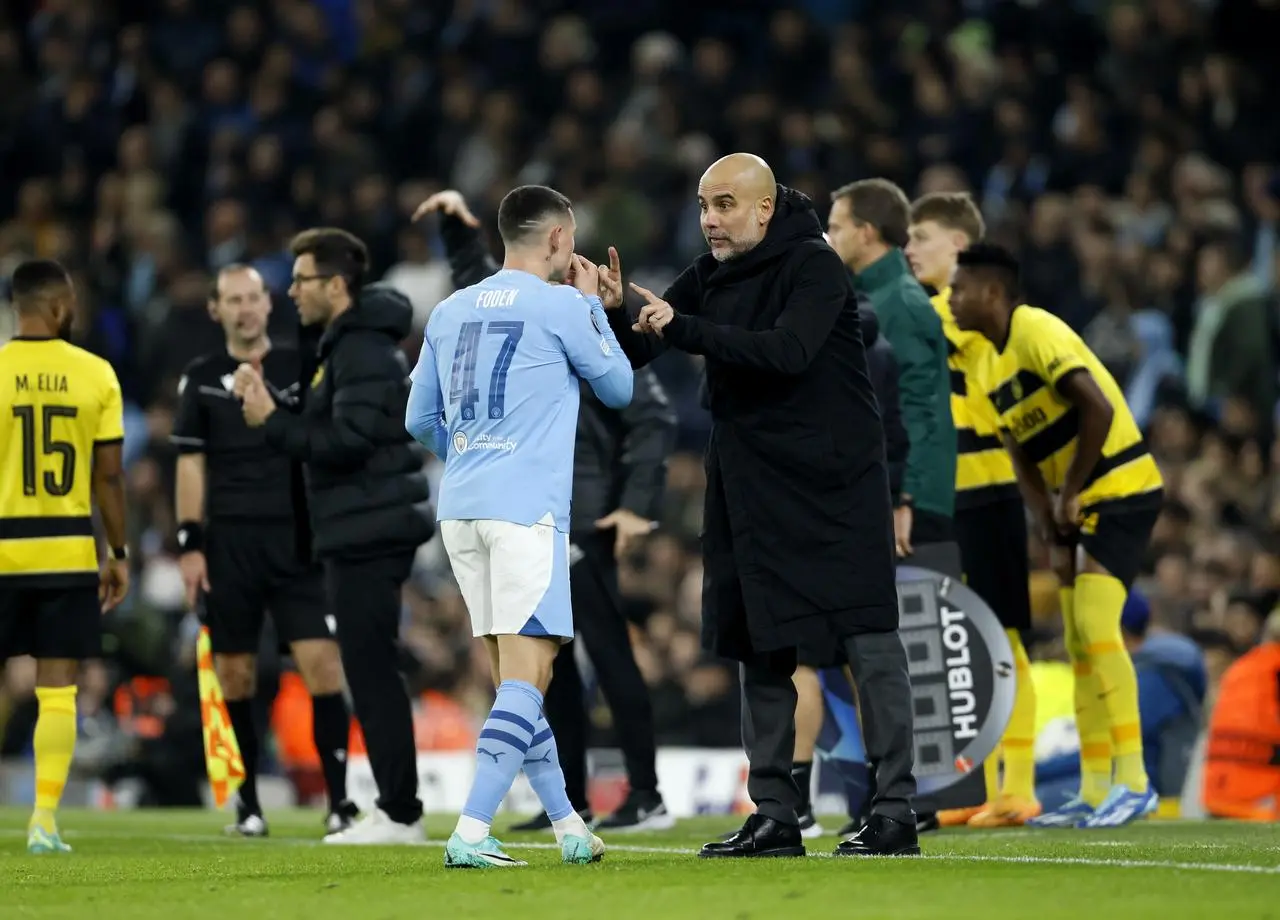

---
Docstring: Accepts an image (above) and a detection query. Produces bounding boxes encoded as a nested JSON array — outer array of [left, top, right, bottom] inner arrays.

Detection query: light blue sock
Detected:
[[523, 715, 574, 823], [461, 680, 543, 829]]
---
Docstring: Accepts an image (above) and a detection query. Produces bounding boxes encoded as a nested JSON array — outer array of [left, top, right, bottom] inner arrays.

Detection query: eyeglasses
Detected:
[[290, 273, 336, 286]]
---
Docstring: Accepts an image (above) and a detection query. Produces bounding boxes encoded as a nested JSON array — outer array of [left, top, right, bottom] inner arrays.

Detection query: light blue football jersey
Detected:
[[407, 269, 633, 530]]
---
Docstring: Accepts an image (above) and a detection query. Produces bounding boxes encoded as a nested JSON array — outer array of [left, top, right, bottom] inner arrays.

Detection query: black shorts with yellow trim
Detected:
[[1055, 490, 1163, 588], [0, 573, 103, 661], [955, 493, 1032, 631]]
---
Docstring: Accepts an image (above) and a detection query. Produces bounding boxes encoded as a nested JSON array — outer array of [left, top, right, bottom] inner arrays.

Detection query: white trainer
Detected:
[[322, 809, 426, 845]]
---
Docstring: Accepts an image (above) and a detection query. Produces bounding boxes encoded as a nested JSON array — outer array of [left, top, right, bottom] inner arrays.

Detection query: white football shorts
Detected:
[[440, 512, 573, 642]]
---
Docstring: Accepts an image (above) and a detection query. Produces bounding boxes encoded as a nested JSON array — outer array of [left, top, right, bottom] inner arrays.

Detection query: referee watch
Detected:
[[109, 545, 129, 561]]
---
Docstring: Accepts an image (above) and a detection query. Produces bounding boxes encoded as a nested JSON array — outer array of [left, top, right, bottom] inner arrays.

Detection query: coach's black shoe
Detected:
[[509, 808, 593, 834], [718, 806, 819, 841], [595, 790, 675, 832], [700, 813, 805, 858], [224, 800, 268, 838], [834, 814, 920, 857], [836, 815, 865, 838], [325, 800, 360, 835]]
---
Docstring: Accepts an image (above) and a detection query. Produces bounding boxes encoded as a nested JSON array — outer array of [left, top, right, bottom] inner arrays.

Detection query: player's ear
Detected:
[[206, 298, 219, 322]]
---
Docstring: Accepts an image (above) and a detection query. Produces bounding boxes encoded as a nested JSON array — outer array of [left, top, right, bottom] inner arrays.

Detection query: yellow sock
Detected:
[[1062, 588, 1112, 806], [999, 628, 1038, 800], [1074, 573, 1148, 793], [30, 686, 78, 833], [982, 748, 1000, 803]]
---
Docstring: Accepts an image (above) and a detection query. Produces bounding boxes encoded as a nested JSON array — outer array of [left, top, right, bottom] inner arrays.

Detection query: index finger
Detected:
[[629, 282, 659, 303], [608, 246, 621, 274]]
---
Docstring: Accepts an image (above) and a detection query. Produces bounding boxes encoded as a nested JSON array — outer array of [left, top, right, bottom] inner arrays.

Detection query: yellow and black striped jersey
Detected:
[[977, 306, 1163, 510], [0, 337, 124, 585], [932, 288, 1017, 509]]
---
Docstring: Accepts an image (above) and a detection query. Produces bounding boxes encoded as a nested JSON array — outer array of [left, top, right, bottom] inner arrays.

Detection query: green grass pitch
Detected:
[[4, 809, 1280, 919]]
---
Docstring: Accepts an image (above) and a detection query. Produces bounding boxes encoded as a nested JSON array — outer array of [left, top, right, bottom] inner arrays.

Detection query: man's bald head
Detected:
[[697, 153, 778, 262], [700, 153, 776, 202]]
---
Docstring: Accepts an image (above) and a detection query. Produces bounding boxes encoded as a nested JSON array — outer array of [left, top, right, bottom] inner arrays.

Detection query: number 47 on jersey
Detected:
[[447, 320, 524, 421]]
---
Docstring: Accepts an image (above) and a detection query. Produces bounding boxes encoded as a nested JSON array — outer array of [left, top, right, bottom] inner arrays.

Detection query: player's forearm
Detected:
[[175, 454, 206, 523], [1063, 400, 1113, 499], [93, 469, 128, 551], [1003, 433, 1051, 513], [405, 381, 449, 458], [440, 213, 501, 288]]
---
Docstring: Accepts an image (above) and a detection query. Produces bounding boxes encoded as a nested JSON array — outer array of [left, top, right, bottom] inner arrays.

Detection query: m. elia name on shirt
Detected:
[[13, 373, 69, 394]]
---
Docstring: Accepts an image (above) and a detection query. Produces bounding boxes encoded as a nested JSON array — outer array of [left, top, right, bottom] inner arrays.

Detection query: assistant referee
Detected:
[[172, 264, 354, 838]]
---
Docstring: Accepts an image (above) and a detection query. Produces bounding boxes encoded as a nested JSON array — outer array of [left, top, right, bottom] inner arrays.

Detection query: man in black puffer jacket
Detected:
[[233, 227, 433, 845]]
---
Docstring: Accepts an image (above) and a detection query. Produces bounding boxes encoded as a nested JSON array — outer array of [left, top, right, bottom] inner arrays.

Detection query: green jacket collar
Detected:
[[853, 248, 911, 293]]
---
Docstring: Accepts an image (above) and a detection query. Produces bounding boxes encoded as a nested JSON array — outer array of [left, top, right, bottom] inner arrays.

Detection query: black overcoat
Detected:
[[608, 187, 899, 660]]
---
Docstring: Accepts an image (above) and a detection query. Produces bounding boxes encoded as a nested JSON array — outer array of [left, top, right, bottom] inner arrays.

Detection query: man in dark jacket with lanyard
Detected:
[[233, 228, 434, 845], [827, 179, 956, 556], [827, 179, 958, 833], [603, 153, 919, 858], [412, 190, 679, 832]]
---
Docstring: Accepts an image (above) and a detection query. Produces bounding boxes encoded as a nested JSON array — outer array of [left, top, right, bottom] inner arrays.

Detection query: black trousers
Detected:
[[743, 631, 916, 826], [325, 551, 422, 826], [544, 532, 659, 812]]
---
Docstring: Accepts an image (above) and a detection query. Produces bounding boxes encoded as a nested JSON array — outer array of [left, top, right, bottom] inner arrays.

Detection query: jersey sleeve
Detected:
[[96, 362, 125, 444], [171, 365, 207, 453], [1013, 310, 1088, 390], [406, 333, 449, 458], [552, 288, 633, 409]]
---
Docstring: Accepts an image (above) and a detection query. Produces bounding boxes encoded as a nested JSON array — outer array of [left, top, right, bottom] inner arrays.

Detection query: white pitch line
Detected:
[[2, 828, 1279, 874]]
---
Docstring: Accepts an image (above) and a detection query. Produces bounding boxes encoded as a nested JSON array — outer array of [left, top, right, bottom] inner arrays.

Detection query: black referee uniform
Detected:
[[173, 346, 354, 830], [435, 207, 676, 830], [174, 350, 332, 654]]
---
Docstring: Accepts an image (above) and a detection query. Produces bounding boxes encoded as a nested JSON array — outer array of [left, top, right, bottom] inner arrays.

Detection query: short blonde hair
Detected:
[[909, 192, 985, 244]]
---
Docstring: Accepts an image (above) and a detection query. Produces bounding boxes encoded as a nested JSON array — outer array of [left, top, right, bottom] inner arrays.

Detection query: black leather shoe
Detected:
[[834, 813, 920, 857], [700, 813, 806, 858]]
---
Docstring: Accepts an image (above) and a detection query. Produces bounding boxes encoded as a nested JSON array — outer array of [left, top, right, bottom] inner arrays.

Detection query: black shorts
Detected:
[[203, 520, 332, 655], [956, 496, 1032, 631], [0, 582, 103, 661], [1055, 492, 1163, 588]]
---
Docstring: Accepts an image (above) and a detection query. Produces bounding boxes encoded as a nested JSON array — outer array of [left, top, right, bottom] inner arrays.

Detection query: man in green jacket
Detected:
[[827, 178, 956, 555]]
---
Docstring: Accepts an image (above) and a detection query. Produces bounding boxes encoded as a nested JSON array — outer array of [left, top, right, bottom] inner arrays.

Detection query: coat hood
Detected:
[[318, 283, 413, 355], [705, 184, 825, 286]]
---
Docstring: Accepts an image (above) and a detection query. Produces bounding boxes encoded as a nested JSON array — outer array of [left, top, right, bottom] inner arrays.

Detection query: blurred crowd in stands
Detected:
[[1, 0, 1279, 809]]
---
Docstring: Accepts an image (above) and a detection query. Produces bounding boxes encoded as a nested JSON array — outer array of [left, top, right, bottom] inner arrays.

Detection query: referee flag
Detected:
[[196, 626, 246, 807]]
